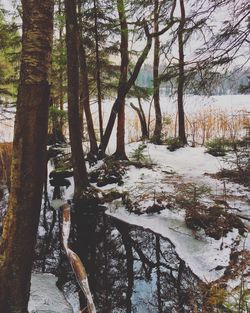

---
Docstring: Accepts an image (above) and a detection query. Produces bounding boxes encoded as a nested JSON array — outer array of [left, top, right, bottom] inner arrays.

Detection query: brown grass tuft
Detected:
[[0, 142, 12, 189]]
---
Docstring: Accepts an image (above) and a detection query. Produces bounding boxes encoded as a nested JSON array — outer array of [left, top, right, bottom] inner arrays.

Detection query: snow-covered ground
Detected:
[[102, 143, 250, 283], [48, 142, 249, 284], [28, 273, 73, 313]]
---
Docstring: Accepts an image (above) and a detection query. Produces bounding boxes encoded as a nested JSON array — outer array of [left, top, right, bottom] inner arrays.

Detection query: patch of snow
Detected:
[[103, 144, 249, 282], [106, 206, 240, 282], [28, 273, 73, 313]]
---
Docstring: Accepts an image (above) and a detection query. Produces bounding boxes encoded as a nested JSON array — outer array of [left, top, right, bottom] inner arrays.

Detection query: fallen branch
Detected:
[[62, 203, 96, 313]]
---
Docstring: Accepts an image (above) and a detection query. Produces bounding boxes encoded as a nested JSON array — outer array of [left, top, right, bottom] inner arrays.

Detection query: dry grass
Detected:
[[0, 142, 12, 189], [129, 108, 249, 145]]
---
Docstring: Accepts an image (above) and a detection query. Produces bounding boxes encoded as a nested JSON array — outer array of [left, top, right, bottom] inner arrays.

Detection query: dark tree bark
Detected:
[[130, 100, 149, 139], [77, 0, 85, 138], [65, 0, 89, 197], [77, 1, 98, 155], [79, 43, 98, 155], [58, 0, 64, 134], [114, 0, 129, 160], [177, 0, 187, 145], [115, 221, 134, 313], [156, 235, 163, 313], [98, 25, 153, 157], [0, 1, 54, 312], [98, 15, 176, 157], [93, 0, 104, 142], [153, 0, 162, 144]]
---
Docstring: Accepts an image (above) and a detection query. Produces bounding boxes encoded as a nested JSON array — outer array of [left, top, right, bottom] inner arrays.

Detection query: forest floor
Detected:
[[55, 142, 249, 290], [88, 143, 250, 291]]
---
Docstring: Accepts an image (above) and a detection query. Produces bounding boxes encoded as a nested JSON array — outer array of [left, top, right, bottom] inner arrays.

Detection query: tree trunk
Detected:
[[65, 0, 89, 197], [153, 0, 162, 144], [77, 0, 84, 138], [130, 100, 148, 139], [58, 0, 65, 135], [78, 0, 98, 156], [0, 1, 54, 312], [114, 0, 129, 160], [93, 0, 103, 142], [177, 0, 187, 145], [98, 27, 152, 157], [78, 16, 98, 155], [156, 235, 163, 313]]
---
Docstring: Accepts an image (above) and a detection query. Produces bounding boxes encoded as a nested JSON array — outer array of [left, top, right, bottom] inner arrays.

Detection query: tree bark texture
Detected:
[[79, 39, 98, 155], [0, 1, 54, 312], [65, 0, 89, 196], [79, 42, 98, 155], [177, 0, 187, 145], [153, 0, 162, 144], [93, 0, 104, 142], [114, 0, 129, 160], [98, 27, 152, 157], [130, 100, 149, 139]]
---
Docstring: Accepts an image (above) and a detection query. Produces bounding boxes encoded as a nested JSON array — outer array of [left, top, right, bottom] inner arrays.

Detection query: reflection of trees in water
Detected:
[[34, 196, 203, 313], [72, 207, 202, 313]]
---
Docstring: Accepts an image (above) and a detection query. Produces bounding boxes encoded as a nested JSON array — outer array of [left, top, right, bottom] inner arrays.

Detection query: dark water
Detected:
[[70, 204, 203, 313], [33, 166, 204, 313]]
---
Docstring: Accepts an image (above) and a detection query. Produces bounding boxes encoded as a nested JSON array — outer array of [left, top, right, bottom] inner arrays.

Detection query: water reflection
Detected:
[[34, 175, 203, 313], [70, 202, 203, 313]]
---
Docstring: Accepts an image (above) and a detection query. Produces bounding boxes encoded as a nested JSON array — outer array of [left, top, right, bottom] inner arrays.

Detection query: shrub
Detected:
[[166, 137, 183, 151], [130, 142, 151, 165], [89, 156, 126, 187], [205, 137, 232, 156], [175, 182, 211, 208]]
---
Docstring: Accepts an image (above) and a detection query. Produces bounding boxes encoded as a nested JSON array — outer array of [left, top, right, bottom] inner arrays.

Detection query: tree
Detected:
[[152, 0, 162, 144], [177, 0, 187, 145], [93, 0, 104, 142], [65, 0, 89, 197], [98, 27, 153, 157], [77, 0, 99, 155], [51, 0, 67, 139], [0, 1, 54, 312], [129, 84, 152, 139], [113, 0, 129, 160]]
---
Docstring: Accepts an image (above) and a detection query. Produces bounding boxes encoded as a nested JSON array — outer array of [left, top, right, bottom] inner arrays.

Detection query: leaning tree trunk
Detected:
[[153, 0, 162, 144], [130, 100, 149, 139], [114, 0, 129, 160], [93, 0, 103, 142], [177, 0, 187, 145], [65, 0, 89, 197], [0, 1, 54, 312], [98, 27, 153, 158]]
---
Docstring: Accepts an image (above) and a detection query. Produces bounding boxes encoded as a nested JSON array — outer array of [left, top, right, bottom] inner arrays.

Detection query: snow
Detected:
[[28, 273, 73, 313], [107, 207, 240, 282], [104, 143, 250, 283], [1, 94, 250, 146]]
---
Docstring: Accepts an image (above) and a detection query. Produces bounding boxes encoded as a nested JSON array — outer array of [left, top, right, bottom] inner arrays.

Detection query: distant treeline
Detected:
[[136, 64, 250, 96]]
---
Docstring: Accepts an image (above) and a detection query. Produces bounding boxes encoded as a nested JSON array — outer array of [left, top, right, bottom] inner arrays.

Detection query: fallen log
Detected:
[[62, 202, 96, 313]]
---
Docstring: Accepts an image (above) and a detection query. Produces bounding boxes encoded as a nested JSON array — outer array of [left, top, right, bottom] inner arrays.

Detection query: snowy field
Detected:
[[1, 94, 250, 146]]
